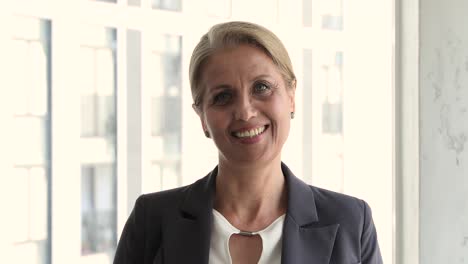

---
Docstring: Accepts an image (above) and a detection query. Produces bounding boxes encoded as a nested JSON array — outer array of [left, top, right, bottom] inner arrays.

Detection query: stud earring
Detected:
[[290, 112, 295, 119], [204, 130, 211, 138]]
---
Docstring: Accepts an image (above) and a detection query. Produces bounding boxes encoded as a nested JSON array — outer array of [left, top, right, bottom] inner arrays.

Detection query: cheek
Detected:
[[269, 97, 292, 137], [269, 96, 292, 120], [205, 111, 228, 133]]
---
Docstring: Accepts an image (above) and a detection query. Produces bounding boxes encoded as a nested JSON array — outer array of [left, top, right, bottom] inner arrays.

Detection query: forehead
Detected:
[[200, 44, 282, 85]]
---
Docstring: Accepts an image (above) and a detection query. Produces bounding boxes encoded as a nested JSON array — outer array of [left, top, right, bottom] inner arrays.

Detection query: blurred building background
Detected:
[[2, 0, 408, 263]]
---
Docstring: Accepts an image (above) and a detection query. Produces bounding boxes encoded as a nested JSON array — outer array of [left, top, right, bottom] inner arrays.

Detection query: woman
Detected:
[[114, 21, 383, 264]]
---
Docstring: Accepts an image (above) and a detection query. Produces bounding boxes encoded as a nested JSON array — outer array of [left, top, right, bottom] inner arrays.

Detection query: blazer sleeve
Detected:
[[114, 195, 149, 264], [360, 200, 383, 264]]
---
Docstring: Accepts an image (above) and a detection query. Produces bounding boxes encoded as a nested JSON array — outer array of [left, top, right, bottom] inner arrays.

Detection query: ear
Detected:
[[288, 80, 296, 113], [192, 103, 202, 116], [192, 103, 208, 132]]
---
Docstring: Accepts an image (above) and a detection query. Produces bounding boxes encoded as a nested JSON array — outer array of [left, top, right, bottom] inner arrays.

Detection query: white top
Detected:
[[209, 209, 285, 264]]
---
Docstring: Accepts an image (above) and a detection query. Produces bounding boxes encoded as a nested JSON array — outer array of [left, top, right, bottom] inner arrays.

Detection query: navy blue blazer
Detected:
[[114, 163, 383, 264]]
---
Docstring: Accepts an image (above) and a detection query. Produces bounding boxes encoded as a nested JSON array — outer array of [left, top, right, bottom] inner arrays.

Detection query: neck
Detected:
[[214, 156, 287, 231]]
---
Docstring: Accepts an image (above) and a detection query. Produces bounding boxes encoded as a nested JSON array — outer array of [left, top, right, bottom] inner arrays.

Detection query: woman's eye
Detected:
[[253, 82, 271, 94], [212, 91, 232, 105]]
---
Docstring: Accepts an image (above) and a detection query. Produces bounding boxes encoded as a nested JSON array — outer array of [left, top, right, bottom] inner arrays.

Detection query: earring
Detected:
[[204, 130, 211, 138], [290, 112, 295, 119]]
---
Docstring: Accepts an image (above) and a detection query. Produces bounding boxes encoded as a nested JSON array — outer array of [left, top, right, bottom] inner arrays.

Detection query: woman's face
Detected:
[[196, 44, 295, 165]]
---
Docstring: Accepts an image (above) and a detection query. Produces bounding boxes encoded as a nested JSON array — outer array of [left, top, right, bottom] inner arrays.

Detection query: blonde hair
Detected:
[[189, 21, 296, 109]]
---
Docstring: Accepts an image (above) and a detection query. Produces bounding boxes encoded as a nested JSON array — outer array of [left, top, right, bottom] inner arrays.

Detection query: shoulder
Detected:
[[282, 162, 370, 229], [128, 186, 191, 238], [114, 175, 212, 264], [134, 173, 212, 219], [310, 185, 368, 216], [309, 185, 383, 262], [137, 186, 189, 212], [309, 185, 371, 231], [134, 183, 195, 222]]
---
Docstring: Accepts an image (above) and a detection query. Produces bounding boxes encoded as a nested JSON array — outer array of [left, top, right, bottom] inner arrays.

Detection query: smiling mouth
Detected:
[[231, 125, 269, 138]]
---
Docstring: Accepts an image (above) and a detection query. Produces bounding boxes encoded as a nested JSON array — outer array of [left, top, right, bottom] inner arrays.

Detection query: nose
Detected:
[[233, 93, 257, 121]]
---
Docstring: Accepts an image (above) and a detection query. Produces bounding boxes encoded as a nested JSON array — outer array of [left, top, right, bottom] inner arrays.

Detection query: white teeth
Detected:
[[234, 126, 266, 138]]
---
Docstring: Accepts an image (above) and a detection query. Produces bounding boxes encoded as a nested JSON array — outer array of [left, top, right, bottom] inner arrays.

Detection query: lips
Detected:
[[231, 125, 269, 138]]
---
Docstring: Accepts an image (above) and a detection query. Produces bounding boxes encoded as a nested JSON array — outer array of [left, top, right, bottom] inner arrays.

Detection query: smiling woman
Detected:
[[194, 44, 295, 166], [114, 21, 383, 264]]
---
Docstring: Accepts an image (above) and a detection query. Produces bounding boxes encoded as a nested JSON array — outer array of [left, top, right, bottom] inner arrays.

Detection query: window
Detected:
[[10, 16, 51, 264], [146, 34, 182, 192], [153, 0, 181, 11], [321, 0, 343, 30], [150, 35, 182, 140], [79, 26, 117, 262], [302, 49, 345, 192], [303, 0, 343, 30], [142, 161, 180, 193], [6, 1, 394, 263], [206, 0, 232, 18], [321, 51, 343, 135], [299, 1, 393, 261], [81, 165, 117, 256], [92, 0, 117, 3], [80, 28, 117, 139]]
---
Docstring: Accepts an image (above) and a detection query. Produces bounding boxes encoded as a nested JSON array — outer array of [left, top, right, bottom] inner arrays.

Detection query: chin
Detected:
[[221, 150, 277, 166]]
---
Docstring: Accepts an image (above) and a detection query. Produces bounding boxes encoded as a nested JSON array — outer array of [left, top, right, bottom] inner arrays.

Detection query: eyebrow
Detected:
[[207, 84, 232, 95]]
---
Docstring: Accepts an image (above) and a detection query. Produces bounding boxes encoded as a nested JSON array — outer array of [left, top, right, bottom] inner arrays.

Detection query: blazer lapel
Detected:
[[162, 168, 217, 264], [160, 164, 339, 264], [281, 163, 339, 264]]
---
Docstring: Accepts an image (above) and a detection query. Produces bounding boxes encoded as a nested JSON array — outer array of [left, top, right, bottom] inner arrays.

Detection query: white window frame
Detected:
[[394, 0, 420, 263]]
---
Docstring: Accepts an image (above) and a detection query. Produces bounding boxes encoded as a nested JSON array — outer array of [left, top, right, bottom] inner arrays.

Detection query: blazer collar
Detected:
[[281, 163, 318, 225], [166, 163, 338, 264], [162, 168, 217, 264], [281, 163, 339, 264], [180, 166, 217, 218]]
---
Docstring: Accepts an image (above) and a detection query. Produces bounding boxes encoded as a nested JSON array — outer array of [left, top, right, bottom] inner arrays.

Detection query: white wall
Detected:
[[420, 0, 468, 262]]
